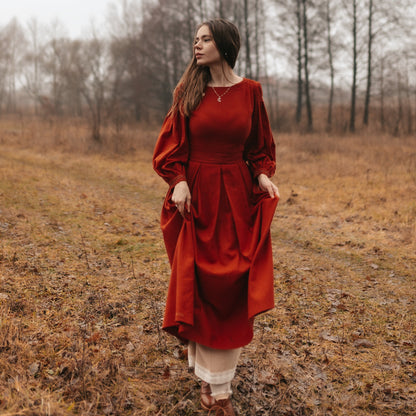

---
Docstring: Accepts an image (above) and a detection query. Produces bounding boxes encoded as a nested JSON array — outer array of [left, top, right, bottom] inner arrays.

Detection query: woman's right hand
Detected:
[[258, 173, 280, 199], [171, 181, 191, 216]]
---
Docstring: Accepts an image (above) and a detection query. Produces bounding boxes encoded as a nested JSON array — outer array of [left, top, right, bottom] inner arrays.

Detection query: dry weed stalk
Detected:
[[79, 232, 91, 273]]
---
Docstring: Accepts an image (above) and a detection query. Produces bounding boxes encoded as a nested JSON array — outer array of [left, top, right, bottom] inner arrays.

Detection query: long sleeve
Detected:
[[243, 82, 276, 178], [153, 111, 189, 187]]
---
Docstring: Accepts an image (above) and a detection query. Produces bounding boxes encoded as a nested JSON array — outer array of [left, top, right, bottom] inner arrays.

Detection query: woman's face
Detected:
[[194, 25, 222, 67]]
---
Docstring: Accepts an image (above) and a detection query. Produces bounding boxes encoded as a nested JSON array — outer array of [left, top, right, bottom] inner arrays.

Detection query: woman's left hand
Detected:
[[258, 173, 280, 199]]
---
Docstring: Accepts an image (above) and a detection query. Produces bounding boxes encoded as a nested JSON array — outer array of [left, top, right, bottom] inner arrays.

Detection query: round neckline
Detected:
[[207, 78, 247, 89]]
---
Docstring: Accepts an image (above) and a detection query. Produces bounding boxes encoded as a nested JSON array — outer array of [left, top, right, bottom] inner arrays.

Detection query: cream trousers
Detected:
[[188, 341, 241, 398]]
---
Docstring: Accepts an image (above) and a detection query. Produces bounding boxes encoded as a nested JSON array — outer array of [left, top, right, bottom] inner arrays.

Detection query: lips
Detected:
[[195, 54, 203, 59]]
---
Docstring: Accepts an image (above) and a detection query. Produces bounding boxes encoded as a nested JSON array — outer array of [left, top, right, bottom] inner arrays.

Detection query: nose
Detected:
[[194, 39, 202, 50]]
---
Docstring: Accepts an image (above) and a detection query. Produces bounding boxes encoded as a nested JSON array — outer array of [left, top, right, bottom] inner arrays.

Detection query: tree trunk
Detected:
[[394, 71, 403, 136], [83, 92, 102, 142], [254, 0, 260, 80], [160, 10, 172, 113], [92, 113, 101, 142], [186, 0, 195, 58], [244, 0, 252, 78], [349, 0, 357, 132], [199, 0, 205, 21], [379, 57, 385, 131], [302, 0, 313, 132], [261, 0, 276, 127], [26, 19, 42, 115], [414, 86, 416, 136], [405, 57, 412, 134], [326, 0, 335, 130], [295, 0, 303, 125], [363, 0, 373, 126], [234, 3, 243, 76], [218, 0, 224, 18]]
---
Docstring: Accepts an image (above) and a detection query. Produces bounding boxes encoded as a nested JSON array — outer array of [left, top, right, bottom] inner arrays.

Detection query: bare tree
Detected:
[[394, 69, 404, 136], [362, 0, 373, 126], [0, 29, 7, 113], [0, 19, 26, 114], [218, 0, 225, 18], [302, 0, 313, 131], [134, 0, 194, 114], [62, 40, 84, 117], [198, 0, 207, 21], [107, 0, 146, 120], [404, 58, 412, 135], [377, 55, 386, 131], [41, 22, 71, 117], [69, 30, 124, 142], [243, 0, 252, 78], [349, 0, 358, 132], [185, 0, 197, 59], [254, 0, 260, 80], [362, 0, 414, 129], [324, 0, 335, 129], [23, 18, 46, 114], [80, 38, 107, 141], [295, 0, 303, 125], [273, 0, 305, 126]]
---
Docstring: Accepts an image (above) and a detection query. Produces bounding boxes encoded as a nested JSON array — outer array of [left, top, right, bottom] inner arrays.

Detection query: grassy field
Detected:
[[0, 119, 415, 415]]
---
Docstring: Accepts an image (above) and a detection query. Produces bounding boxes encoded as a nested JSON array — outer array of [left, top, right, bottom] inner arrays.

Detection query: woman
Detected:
[[153, 18, 279, 416]]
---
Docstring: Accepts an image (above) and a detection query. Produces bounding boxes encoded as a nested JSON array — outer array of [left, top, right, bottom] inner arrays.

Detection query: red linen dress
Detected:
[[153, 78, 278, 349]]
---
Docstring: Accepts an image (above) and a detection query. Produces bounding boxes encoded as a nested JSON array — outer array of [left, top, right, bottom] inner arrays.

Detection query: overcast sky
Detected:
[[1, 0, 111, 38]]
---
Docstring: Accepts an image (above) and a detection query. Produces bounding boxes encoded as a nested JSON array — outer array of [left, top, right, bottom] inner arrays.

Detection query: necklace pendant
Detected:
[[217, 97, 222, 102]]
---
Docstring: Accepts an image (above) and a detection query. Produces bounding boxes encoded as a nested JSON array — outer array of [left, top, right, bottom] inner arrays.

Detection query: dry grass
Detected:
[[0, 118, 415, 415]]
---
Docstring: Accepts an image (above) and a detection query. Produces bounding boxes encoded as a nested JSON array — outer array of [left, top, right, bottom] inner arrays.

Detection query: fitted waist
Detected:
[[189, 148, 244, 164]]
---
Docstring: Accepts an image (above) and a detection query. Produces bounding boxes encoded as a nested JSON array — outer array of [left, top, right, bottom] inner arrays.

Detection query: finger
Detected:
[[275, 188, 280, 199], [273, 186, 280, 199], [186, 194, 192, 212]]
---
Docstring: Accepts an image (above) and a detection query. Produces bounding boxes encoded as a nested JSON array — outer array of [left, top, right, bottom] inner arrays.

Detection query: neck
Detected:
[[208, 62, 241, 87]]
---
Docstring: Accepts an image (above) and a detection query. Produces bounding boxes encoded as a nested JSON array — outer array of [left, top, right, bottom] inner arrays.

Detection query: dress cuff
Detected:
[[169, 174, 187, 188], [255, 169, 271, 178]]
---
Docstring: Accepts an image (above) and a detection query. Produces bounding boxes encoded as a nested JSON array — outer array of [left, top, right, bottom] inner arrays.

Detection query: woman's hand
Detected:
[[258, 173, 280, 199], [172, 181, 191, 216]]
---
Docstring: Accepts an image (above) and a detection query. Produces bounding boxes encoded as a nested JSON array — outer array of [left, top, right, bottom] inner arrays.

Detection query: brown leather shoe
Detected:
[[200, 381, 216, 410], [209, 398, 238, 416]]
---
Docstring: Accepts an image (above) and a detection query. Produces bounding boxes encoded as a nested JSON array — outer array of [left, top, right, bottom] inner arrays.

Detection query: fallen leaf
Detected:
[[162, 365, 170, 379], [29, 362, 40, 376], [86, 332, 101, 344], [320, 331, 343, 343], [353, 339, 375, 348]]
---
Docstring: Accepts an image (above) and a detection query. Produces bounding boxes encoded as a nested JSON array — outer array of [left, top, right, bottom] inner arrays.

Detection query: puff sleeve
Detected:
[[243, 82, 276, 178], [152, 111, 189, 188]]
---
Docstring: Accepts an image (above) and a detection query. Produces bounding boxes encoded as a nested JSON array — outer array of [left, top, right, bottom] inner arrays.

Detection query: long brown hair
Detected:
[[170, 19, 241, 118]]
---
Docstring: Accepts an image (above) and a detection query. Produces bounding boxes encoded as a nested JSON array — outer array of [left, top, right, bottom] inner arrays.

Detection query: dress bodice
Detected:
[[189, 79, 253, 163]]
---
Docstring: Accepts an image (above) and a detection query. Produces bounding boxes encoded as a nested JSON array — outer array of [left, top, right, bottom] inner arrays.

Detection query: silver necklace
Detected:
[[211, 86, 231, 102]]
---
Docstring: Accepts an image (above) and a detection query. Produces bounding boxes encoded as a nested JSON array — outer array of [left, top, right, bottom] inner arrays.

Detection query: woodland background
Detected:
[[0, 0, 416, 138]]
